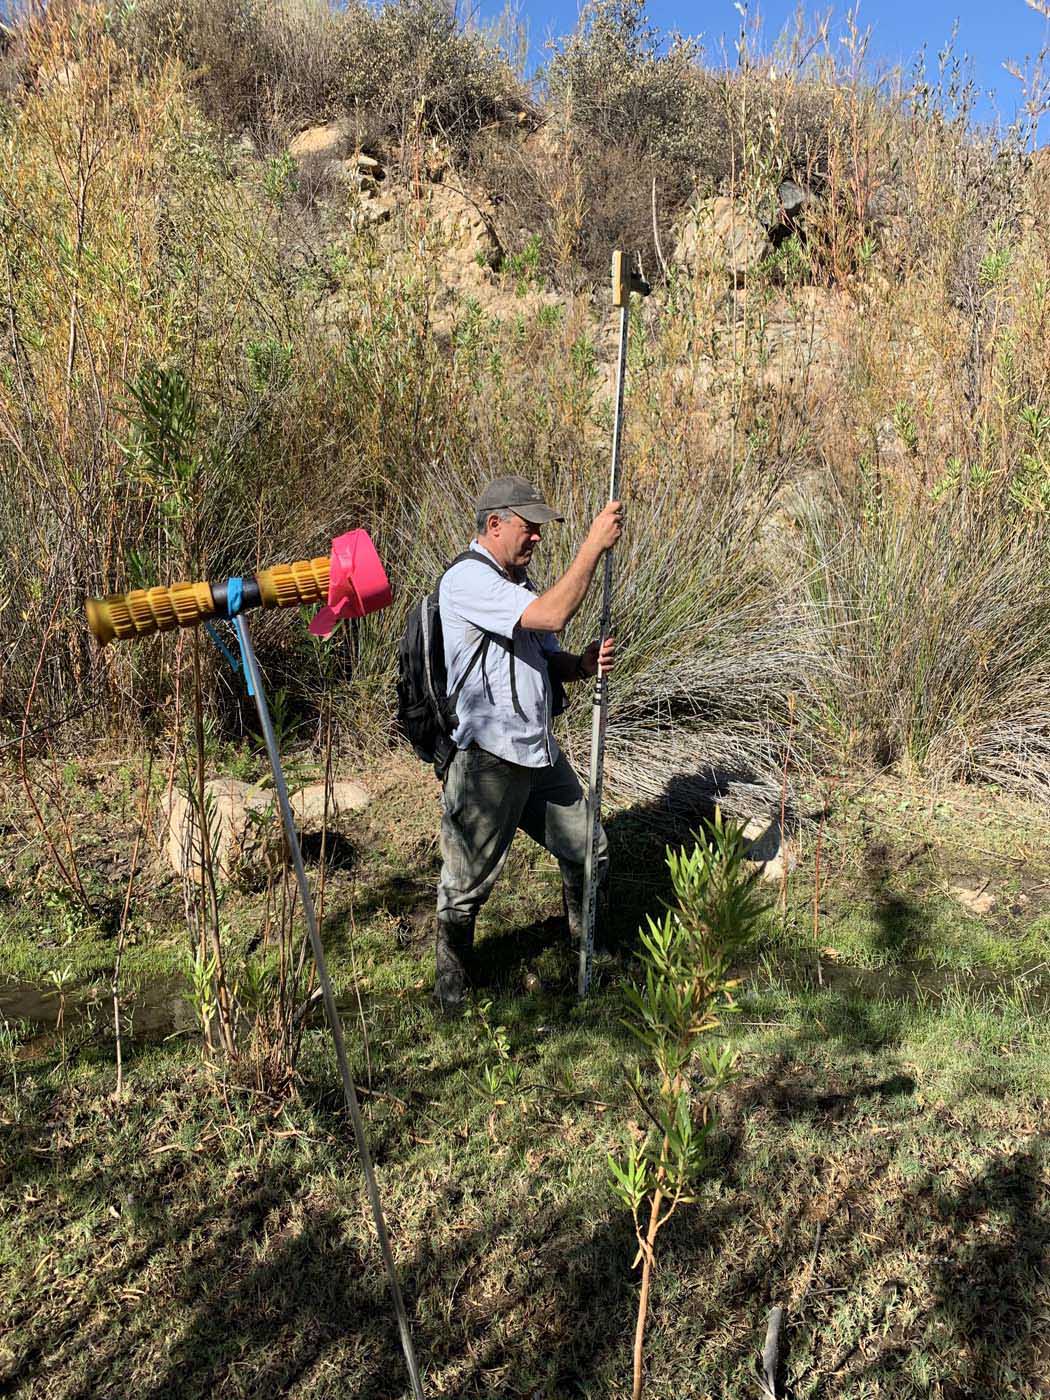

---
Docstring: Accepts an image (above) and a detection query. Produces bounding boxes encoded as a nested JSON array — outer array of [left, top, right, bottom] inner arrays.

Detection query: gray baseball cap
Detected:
[[476, 474, 564, 524]]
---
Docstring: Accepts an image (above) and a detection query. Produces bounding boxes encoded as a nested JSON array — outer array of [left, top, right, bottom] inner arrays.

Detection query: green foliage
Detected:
[[611, 814, 765, 1397], [186, 947, 219, 1037], [611, 815, 764, 1217], [544, 0, 702, 166], [262, 153, 298, 206], [470, 997, 525, 1098], [502, 232, 543, 295]]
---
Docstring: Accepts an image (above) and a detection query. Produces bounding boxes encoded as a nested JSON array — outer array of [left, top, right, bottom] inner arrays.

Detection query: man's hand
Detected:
[[519, 502, 623, 633], [584, 500, 624, 557], [580, 635, 616, 677]]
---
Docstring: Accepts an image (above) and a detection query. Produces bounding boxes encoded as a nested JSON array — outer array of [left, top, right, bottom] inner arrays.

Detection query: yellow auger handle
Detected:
[[85, 557, 331, 646]]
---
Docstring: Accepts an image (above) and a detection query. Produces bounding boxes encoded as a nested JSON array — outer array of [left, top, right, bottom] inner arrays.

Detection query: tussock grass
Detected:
[[801, 486, 1050, 797]]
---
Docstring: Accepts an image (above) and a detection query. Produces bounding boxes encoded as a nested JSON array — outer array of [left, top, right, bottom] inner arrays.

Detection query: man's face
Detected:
[[488, 511, 542, 570]]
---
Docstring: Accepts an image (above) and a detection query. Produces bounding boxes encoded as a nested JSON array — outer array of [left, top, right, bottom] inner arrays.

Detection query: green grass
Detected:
[[2, 756, 1050, 1396]]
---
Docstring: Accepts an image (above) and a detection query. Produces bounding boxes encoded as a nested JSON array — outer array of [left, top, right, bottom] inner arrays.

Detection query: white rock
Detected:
[[159, 779, 274, 884], [289, 781, 370, 832], [949, 884, 997, 917]]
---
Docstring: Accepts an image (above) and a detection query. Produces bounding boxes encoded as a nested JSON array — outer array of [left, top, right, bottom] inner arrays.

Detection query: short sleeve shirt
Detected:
[[439, 541, 561, 768]]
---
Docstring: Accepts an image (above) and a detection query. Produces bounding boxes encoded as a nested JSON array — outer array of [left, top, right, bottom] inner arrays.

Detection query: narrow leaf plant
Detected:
[[611, 812, 767, 1400]]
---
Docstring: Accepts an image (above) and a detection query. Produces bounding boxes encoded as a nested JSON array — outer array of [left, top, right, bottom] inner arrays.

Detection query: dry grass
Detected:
[[1, 0, 1050, 810]]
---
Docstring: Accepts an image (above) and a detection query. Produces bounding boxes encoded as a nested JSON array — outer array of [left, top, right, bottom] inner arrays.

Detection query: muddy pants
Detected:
[[437, 745, 609, 931]]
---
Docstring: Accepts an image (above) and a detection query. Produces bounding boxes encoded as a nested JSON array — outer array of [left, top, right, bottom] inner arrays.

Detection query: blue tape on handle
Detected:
[[203, 576, 254, 697]]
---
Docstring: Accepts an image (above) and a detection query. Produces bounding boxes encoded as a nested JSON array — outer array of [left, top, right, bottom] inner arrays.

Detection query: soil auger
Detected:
[[579, 250, 650, 999], [85, 532, 426, 1400]]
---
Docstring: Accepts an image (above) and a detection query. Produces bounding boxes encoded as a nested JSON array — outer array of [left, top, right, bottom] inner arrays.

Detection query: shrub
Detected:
[[610, 815, 765, 1399], [110, 0, 348, 144], [357, 0, 529, 157]]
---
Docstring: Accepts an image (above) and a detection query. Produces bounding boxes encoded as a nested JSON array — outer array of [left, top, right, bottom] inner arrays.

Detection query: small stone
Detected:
[[949, 885, 997, 917]]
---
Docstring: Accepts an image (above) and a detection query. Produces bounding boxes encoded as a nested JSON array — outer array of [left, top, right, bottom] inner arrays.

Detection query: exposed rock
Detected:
[[776, 179, 819, 221], [159, 779, 275, 884], [321, 154, 387, 196], [289, 118, 357, 164], [289, 780, 370, 832], [742, 814, 797, 884], [674, 197, 770, 285], [949, 884, 997, 917], [422, 179, 502, 271]]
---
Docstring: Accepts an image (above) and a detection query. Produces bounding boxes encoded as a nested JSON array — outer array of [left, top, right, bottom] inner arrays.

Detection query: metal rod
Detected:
[[579, 300, 630, 998], [233, 615, 425, 1400]]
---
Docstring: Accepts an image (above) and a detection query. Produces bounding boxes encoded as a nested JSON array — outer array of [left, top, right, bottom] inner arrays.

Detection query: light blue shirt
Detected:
[[439, 540, 562, 768]]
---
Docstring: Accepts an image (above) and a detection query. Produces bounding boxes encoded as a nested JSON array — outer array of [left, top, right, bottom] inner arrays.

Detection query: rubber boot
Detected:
[[433, 916, 475, 1012], [564, 878, 608, 954], [562, 883, 583, 943]]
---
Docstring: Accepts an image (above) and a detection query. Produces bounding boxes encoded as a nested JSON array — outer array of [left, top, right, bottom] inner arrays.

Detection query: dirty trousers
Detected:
[[437, 746, 609, 927]]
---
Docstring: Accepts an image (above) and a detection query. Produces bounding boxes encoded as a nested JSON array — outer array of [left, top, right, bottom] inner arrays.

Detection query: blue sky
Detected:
[[471, 0, 1050, 136]]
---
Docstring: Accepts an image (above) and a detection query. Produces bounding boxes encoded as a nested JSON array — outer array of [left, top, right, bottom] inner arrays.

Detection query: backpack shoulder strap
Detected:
[[440, 550, 512, 709], [443, 549, 509, 582]]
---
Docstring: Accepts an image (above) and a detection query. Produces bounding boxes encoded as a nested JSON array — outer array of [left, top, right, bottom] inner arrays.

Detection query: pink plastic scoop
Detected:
[[309, 529, 392, 639]]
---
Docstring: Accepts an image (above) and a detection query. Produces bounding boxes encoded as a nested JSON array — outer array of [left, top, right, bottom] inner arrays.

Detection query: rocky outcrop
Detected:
[[675, 196, 770, 285], [674, 182, 821, 285], [159, 777, 371, 883], [421, 179, 502, 271]]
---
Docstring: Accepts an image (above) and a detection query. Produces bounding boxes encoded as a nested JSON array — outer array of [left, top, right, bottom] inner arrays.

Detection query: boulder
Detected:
[[674, 196, 770, 285], [742, 814, 797, 884], [776, 179, 818, 221], [289, 118, 357, 164], [289, 780, 370, 832], [159, 779, 275, 884]]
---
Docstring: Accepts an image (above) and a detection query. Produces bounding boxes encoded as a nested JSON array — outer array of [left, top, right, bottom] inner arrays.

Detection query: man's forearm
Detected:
[[519, 543, 602, 632]]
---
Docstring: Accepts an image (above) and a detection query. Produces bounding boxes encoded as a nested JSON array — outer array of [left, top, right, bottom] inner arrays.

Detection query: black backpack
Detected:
[[395, 552, 566, 779], [395, 552, 501, 779]]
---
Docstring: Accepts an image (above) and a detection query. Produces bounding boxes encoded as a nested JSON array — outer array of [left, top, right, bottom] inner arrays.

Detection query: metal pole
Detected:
[[578, 300, 630, 999], [233, 615, 425, 1400]]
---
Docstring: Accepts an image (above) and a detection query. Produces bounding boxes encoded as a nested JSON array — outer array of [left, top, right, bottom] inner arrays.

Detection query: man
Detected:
[[434, 473, 622, 1009]]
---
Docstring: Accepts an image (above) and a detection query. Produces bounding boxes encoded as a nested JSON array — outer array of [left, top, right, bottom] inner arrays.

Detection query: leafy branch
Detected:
[[610, 812, 767, 1400]]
